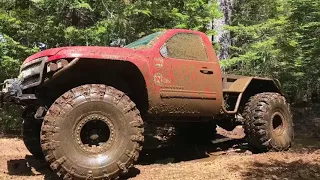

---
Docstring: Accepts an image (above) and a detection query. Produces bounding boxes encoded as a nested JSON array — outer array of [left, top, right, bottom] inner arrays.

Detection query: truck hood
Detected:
[[24, 46, 146, 64], [25, 47, 66, 63]]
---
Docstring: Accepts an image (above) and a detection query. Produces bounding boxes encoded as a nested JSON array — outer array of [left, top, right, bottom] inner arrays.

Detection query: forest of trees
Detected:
[[224, 0, 320, 103], [0, 0, 319, 132]]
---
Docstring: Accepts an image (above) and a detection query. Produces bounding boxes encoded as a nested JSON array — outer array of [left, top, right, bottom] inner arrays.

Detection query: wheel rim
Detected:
[[271, 112, 286, 136], [75, 114, 115, 154]]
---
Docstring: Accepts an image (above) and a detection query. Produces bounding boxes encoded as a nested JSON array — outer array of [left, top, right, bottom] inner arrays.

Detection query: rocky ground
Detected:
[[0, 105, 319, 180]]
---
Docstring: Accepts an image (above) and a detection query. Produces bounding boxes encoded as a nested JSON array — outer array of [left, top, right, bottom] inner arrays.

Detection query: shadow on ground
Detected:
[[5, 103, 320, 179], [235, 159, 320, 180], [7, 155, 56, 179], [5, 137, 320, 180], [5, 139, 245, 179], [6, 155, 141, 180], [138, 139, 248, 165]]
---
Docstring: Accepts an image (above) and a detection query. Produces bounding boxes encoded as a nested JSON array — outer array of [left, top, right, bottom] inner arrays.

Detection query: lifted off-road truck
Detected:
[[0, 29, 293, 179]]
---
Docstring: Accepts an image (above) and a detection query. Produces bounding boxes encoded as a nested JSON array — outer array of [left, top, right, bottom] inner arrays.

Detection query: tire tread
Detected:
[[41, 84, 144, 179], [243, 92, 293, 152]]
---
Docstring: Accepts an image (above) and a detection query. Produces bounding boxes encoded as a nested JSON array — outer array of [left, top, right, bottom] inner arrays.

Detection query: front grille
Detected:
[[22, 74, 40, 87], [20, 58, 43, 72], [20, 57, 47, 89], [21, 61, 42, 72]]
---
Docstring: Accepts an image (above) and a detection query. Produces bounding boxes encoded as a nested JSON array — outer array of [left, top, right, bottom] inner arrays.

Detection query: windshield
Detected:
[[125, 31, 163, 49]]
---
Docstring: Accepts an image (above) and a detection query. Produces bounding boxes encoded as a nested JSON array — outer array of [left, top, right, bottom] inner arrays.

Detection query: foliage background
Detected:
[[223, 0, 320, 103], [0, 0, 319, 132]]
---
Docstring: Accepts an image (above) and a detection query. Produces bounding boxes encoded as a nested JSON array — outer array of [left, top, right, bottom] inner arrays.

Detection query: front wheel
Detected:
[[41, 85, 144, 179], [22, 109, 43, 159], [243, 92, 294, 152]]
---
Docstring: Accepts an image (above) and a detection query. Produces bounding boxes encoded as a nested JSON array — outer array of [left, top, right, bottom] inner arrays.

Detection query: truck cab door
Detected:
[[152, 32, 222, 116]]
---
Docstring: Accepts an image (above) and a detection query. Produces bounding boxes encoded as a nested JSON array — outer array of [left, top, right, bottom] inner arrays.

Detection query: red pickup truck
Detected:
[[1, 29, 293, 179]]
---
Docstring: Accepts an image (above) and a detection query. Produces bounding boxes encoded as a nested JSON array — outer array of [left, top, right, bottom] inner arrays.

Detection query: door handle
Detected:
[[200, 69, 214, 74]]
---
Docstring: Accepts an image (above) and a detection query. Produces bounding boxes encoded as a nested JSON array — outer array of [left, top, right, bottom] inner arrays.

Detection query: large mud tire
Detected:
[[243, 93, 294, 152], [22, 109, 44, 159], [40, 85, 144, 179]]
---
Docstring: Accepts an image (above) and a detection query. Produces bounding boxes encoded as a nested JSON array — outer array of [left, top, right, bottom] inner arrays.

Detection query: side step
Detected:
[[212, 125, 245, 144]]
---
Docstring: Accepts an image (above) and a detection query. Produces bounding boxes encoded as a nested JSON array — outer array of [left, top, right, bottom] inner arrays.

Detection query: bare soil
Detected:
[[0, 136, 319, 180], [1, 105, 320, 180]]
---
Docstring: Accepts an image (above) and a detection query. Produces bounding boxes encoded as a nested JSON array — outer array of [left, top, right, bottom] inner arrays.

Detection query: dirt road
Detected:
[[0, 105, 319, 180], [1, 136, 320, 180]]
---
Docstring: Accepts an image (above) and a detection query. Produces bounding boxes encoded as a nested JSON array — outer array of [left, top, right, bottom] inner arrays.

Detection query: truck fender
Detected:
[[224, 77, 282, 94], [222, 76, 283, 114], [44, 57, 152, 114]]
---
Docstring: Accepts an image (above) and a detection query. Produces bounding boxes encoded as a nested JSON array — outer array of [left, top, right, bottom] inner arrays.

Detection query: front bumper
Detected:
[[0, 78, 22, 107], [0, 78, 37, 107], [0, 57, 46, 107]]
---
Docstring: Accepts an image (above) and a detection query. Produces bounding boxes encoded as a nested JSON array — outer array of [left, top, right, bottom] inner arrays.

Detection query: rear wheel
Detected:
[[243, 92, 294, 152], [41, 84, 144, 179], [21, 109, 43, 159]]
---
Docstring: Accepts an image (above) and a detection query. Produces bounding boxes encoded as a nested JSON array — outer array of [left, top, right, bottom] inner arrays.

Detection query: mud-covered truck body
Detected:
[[0, 29, 293, 179]]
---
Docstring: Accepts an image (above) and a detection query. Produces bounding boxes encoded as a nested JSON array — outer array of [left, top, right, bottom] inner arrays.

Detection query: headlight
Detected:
[[19, 56, 47, 89]]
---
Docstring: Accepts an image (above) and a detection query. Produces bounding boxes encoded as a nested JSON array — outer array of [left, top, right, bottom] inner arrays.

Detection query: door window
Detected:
[[161, 33, 208, 61]]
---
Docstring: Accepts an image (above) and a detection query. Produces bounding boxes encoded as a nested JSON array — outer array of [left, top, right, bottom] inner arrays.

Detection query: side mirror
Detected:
[[110, 38, 126, 47], [160, 44, 168, 57]]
